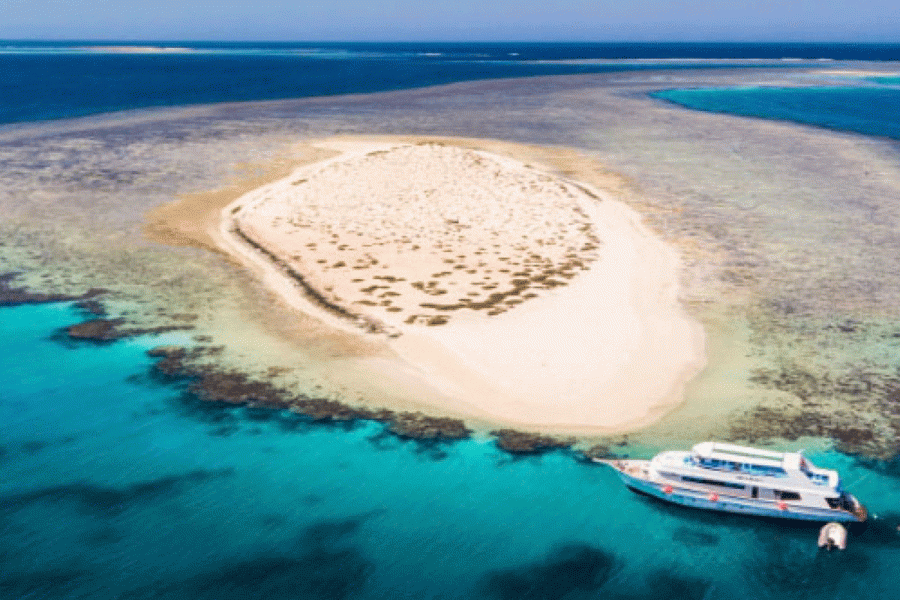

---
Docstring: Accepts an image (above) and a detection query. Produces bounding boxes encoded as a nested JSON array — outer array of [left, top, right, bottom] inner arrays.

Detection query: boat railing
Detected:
[[694, 459, 788, 478], [595, 459, 649, 478], [659, 478, 749, 501]]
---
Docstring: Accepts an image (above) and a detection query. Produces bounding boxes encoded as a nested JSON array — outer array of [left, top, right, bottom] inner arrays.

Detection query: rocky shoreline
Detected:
[[137, 338, 900, 462], [144, 344, 627, 457], [147, 345, 558, 448], [490, 429, 576, 455]]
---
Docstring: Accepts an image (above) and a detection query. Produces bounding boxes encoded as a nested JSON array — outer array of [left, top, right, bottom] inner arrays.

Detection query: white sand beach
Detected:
[[210, 137, 706, 432]]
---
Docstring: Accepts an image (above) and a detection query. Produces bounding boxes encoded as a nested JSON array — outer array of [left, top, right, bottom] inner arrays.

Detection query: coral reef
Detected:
[[147, 345, 472, 442], [0, 272, 105, 307], [490, 429, 575, 455], [66, 319, 193, 342]]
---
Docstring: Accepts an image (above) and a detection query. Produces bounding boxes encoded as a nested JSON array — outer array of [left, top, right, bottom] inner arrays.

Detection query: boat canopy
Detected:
[[692, 442, 803, 470], [687, 442, 845, 492]]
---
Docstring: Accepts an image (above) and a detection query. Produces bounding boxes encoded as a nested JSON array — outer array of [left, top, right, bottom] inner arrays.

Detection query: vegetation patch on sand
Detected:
[[228, 142, 602, 330]]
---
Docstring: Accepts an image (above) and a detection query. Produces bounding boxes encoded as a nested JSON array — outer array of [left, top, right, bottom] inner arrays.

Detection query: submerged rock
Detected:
[[388, 412, 471, 440], [0, 272, 105, 307], [491, 429, 575, 454], [581, 444, 617, 461], [65, 319, 193, 343], [73, 298, 107, 316], [65, 318, 127, 341], [293, 398, 384, 422], [0, 273, 189, 343], [192, 371, 289, 408]]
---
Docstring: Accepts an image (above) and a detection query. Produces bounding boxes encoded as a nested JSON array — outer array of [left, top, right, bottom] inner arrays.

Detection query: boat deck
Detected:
[[594, 459, 650, 478]]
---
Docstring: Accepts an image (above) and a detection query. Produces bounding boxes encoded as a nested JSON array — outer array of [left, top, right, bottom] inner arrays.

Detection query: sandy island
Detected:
[[149, 136, 706, 433]]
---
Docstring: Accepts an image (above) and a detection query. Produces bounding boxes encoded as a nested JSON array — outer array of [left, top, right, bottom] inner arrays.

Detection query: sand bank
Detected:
[[151, 136, 706, 432]]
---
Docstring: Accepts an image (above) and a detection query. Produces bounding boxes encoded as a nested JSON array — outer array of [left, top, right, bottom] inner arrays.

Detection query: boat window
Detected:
[[742, 464, 787, 477], [682, 475, 745, 490], [841, 495, 854, 511], [775, 491, 801, 501], [826, 495, 854, 512], [806, 472, 829, 485], [698, 459, 787, 477]]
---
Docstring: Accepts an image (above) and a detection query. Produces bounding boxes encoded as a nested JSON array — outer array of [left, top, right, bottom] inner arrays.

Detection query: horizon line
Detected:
[[3, 38, 900, 45]]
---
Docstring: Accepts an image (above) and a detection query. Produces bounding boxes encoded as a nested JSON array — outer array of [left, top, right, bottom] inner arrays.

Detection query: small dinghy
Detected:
[[818, 522, 848, 550]]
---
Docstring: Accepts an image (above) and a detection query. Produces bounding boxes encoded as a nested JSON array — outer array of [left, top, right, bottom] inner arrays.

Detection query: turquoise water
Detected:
[[2, 302, 899, 598], [869, 76, 900, 86], [652, 85, 900, 141]]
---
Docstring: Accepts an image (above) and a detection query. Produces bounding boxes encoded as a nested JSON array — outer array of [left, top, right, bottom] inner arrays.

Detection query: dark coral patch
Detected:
[[0, 272, 106, 307], [491, 429, 575, 455], [481, 543, 616, 600], [623, 570, 712, 600], [147, 345, 473, 445], [119, 515, 376, 600], [0, 469, 233, 516], [0, 568, 87, 599], [63, 318, 193, 344]]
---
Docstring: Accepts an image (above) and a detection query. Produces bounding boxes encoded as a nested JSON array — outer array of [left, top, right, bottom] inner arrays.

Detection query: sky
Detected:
[[1, 0, 898, 42]]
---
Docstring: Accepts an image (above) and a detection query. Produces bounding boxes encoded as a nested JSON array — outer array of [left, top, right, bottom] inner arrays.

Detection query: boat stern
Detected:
[[848, 495, 868, 522]]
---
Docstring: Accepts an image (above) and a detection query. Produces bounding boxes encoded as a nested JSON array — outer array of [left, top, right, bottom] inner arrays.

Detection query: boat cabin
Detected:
[[688, 442, 839, 489]]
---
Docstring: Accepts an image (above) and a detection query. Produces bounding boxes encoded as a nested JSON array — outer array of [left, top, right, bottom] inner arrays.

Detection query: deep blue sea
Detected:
[[3, 42, 900, 599], [2, 41, 900, 125]]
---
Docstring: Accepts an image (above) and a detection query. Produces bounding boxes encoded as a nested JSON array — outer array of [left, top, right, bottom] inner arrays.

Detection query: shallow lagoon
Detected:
[[653, 85, 900, 141]]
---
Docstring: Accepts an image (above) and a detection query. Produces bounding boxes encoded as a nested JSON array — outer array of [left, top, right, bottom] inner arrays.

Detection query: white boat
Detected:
[[596, 442, 867, 523]]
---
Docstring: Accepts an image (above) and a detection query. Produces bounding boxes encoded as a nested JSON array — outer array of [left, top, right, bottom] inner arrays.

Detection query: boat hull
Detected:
[[604, 460, 864, 523]]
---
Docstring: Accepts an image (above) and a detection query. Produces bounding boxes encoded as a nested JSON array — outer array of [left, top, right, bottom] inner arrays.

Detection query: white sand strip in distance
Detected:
[[218, 138, 706, 432]]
